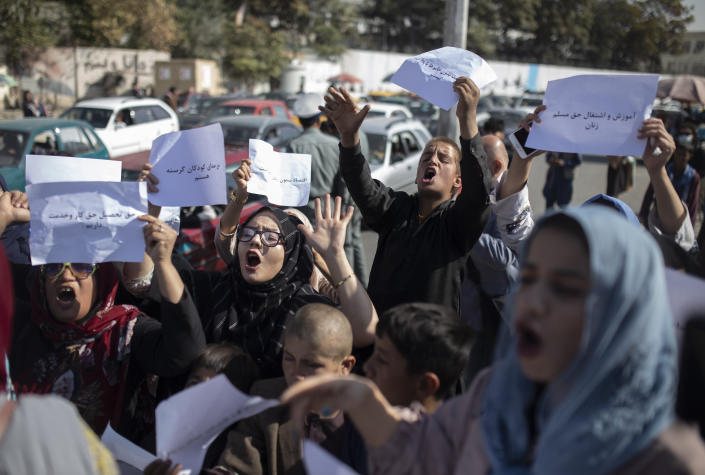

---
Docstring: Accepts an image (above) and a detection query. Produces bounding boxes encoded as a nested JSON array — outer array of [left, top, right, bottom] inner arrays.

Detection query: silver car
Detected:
[[361, 117, 433, 189]]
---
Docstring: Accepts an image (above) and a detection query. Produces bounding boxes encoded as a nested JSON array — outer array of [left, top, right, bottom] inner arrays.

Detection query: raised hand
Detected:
[[138, 215, 177, 264], [638, 118, 675, 175], [0, 191, 30, 234], [232, 159, 251, 205], [298, 194, 354, 260], [454, 77, 480, 139], [320, 87, 370, 147], [137, 162, 162, 217]]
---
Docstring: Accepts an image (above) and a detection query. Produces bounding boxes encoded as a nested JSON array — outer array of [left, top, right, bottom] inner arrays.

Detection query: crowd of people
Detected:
[[1, 74, 705, 475]]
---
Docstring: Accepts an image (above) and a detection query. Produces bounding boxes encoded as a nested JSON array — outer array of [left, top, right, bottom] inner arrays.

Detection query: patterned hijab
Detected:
[[482, 206, 676, 474], [12, 263, 141, 434], [206, 206, 329, 376]]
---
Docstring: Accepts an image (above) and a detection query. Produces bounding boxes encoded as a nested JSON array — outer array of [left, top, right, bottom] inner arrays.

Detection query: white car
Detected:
[[61, 97, 179, 157], [361, 102, 414, 120], [361, 117, 433, 189]]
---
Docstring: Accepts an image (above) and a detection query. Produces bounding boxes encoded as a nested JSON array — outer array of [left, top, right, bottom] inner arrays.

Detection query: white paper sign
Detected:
[[148, 124, 227, 207], [25, 155, 122, 185], [27, 181, 148, 265], [303, 440, 359, 475], [390, 47, 497, 110], [101, 424, 157, 471], [159, 206, 181, 232], [247, 139, 311, 207], [156, 374, 279, 473], [525, 74, 659, 157]]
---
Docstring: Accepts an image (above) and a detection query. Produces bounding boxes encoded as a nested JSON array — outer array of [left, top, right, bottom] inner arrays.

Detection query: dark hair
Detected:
[[530, 213, 589, 257], [299, 114, 321, 128], [376, 303, 475, 400], [483, 117, 505, 135], [189, 343, 259, 392]]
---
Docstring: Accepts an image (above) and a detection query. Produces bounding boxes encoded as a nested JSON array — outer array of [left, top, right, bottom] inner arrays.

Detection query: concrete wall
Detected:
[[25, 47, 170, 107]]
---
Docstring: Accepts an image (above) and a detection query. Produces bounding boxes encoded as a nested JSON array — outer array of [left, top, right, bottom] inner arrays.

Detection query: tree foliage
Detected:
[[360, 0, 694, 71], [0, 0, 55, 76]]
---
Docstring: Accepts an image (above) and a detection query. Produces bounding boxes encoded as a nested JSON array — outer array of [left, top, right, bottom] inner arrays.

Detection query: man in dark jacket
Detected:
[[322, 77, 490, 314]]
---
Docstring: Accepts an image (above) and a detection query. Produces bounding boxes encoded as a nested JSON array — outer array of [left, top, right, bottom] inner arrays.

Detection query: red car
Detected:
[[206, 99, 293, 123]]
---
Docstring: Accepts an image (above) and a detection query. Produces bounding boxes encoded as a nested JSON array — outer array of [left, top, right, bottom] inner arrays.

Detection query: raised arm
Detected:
[[447, 78, 491, 249], [324, 86, 407, 231], [298, 195, 378, 347], [639, 118, 689, 235], [215, 159, 251, 263]]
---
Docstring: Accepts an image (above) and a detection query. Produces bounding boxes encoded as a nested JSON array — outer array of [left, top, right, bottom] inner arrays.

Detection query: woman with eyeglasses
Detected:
[[9, 215, 206, 435], [125, 163, 377, 379]]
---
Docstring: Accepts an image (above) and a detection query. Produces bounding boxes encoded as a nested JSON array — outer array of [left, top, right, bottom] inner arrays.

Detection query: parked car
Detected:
[[178, 92, 256, 130], [362, 102, 414, 120], [203, 99, 293, 126], [210, 115, 302, 152], [0, 118, 110, 191], [360, 117, 433, 189], [61, 97, 179, 157]]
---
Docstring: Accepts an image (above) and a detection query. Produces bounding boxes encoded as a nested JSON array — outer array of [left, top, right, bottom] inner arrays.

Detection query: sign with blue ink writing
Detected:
[[247, 139, 311, 207]]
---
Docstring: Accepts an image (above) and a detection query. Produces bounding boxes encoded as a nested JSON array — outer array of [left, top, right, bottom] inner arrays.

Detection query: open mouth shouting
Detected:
[[55, 285, 77, 310], [516, 321, 542, 358], [244, 250, 262, 271], [421, 167, 437, 184]]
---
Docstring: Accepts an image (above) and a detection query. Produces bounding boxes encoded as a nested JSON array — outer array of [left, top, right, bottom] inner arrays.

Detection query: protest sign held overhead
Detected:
[[27, 181, 148, 265], [525, 74, 659, 157], [391, 47, 497, 110], [25, 155, 122, 185], [148, 123, 228, 207], [247, 138, 312, 207]]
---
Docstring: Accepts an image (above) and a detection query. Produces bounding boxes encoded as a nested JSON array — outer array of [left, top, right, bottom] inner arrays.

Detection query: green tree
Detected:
[[171, 0, 231, 59], [0, 0, 55, 77], [221, 16, 289, 85]]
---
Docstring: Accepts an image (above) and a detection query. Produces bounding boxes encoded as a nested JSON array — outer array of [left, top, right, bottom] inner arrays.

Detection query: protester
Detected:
[[323, 78, 491, 314], [282, 206, 705, 474], [215, 303, 367, 474], [364, 303, 474, 413], [10, 214, 205, 435], [606, 155, 635, 197], [542, 151, 581, 209], [482, 117, 505, 139], [163, 86, 178, 111], [640, 123, 700, 226], [285, 93, 367, 286], [22, 90, 46, 118]]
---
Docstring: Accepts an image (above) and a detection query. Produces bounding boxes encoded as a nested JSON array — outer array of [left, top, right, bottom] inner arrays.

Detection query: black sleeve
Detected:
[[446, 134, 491, 251], [131, 287, 206, 377], [339, 142, 411, 233]]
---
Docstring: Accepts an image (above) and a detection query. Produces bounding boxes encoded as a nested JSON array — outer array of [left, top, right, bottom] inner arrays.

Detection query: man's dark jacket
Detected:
[[339, 135, 490, 314]]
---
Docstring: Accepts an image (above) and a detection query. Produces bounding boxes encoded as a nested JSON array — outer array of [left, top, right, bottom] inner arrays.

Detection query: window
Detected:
[[684, 41, 692, 53], [276, 124, 300, 141], [391, 110, 406, 118], [150, 105, 171, 120], [81, 127, 102, 151], [366, 133, 386, 165], [400, 131, 421, 154], [132, 106, 154, 124], [57, 126, 93, 155], [31, 130, 57, 155], [0, 130, 28, 167], [274, 105, 288, 118], [115, 108, 134, 126], [257, 107, 272, 116], [695, 41, 705, 54], [61, 107, 112, 128], [390, 133, 405, 163]]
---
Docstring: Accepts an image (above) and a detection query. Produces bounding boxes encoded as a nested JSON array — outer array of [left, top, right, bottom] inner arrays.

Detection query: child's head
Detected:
[[185, 343, 259, 392], [364, 303, 475, 410], [282, 303, 355, 387]]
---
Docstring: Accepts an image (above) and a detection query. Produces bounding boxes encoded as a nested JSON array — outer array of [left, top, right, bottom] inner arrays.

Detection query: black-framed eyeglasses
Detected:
[[237, 226, 284, 247], [42, 262, 97, 280]]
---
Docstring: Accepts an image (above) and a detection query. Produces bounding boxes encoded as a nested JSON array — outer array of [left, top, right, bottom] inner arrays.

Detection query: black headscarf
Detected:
[[205, 206, 331, 376]]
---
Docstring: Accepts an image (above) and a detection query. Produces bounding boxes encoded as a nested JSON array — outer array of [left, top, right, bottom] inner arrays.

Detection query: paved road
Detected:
[[359, 155, 651, 281]]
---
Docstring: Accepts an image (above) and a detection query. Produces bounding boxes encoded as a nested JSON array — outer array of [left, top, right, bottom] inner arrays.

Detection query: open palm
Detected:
[[320, 87, 370, 141], [299, 194, 353, 259]]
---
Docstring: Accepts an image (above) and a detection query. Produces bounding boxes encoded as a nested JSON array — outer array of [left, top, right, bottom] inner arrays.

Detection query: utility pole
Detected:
[[437, 0, 469, 142]]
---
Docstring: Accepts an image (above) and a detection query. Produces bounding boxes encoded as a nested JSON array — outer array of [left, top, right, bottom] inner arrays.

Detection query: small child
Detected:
[[214, 303, 366, 474]]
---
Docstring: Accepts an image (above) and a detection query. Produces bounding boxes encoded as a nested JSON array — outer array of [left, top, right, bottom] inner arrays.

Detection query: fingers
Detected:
[[314, 197, 323, 225], [333, 195, 342, 220], [520, 105, 547, 131], [339, 87, 357, 106], [341, 205, 355, 224], [9, 190, 28, 208]]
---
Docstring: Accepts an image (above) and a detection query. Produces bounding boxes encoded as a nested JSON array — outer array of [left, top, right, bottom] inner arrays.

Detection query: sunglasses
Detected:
[[237, 226, 284, 247], [42, 262, 97, 280]]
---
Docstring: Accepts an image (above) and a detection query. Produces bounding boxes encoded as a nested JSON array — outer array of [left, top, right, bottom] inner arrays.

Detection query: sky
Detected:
[[686, 0, 705, 31]]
